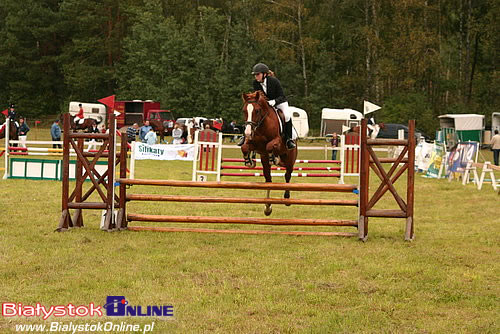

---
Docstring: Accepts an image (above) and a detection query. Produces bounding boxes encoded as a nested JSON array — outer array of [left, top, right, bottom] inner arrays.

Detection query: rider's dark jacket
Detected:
[[253, 76, 287, 106]]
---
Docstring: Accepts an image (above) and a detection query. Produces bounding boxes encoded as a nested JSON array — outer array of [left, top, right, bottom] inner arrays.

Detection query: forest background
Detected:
[[0, 0, 498, 136]]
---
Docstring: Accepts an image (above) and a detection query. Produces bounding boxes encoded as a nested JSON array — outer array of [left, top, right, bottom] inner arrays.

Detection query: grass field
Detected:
[[0, 128, 499, 333]]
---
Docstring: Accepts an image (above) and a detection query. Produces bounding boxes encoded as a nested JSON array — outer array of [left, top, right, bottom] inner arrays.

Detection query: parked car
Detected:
[[377, 123, 430, 141], [176, 117, 207, 128]]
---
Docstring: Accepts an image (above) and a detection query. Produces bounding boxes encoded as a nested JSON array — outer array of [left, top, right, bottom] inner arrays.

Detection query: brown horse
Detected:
[[148, 120, 168, 143], [65, 114, 103, 132], [0, 118, 19, 143], [241, 91, 298, 215]]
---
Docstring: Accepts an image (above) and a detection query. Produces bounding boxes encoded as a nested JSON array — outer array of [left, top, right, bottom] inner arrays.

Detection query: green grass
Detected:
[[0, 129, 498, 333]]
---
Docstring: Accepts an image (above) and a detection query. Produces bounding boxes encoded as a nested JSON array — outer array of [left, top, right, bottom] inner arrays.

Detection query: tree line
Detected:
[[0, 0, 498, 135]]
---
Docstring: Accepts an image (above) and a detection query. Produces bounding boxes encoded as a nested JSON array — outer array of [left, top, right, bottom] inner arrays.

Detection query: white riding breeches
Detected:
[[276, 102, 291, 122]]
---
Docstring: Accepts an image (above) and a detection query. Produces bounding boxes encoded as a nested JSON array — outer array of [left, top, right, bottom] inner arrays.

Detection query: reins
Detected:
[[244, 99, 272, 133]]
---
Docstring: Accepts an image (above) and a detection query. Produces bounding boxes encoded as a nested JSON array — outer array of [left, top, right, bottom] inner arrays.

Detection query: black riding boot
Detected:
[[285, 120, 296, 149], [237, 135, 245, 146]]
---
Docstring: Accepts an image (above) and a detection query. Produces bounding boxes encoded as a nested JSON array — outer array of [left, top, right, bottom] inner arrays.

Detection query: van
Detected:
[[69, 102, 107, 132]]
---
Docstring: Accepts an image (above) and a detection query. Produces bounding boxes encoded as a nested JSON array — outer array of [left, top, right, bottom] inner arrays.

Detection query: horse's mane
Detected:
[[243, 91, 269, 107]]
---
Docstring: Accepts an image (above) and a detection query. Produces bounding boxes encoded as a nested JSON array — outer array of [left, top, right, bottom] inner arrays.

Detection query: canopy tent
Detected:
[[438, 114, 484, 143]]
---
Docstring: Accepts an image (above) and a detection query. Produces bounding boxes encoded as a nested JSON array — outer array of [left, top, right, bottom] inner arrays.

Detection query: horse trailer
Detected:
[[320, 108, 363, 136], [68, 102, 107, 132]]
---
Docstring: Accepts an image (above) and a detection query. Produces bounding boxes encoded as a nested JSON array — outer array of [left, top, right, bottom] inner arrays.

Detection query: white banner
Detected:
[[134, 142, 195, 161]]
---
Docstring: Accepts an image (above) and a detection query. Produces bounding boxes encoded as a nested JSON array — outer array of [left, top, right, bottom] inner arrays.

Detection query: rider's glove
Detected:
[[268, 99, 276, 107]]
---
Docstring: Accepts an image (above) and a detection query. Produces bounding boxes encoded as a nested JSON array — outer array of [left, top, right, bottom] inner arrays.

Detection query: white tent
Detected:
[[438, 114, 484, 131], [438, 114, 484, 143]]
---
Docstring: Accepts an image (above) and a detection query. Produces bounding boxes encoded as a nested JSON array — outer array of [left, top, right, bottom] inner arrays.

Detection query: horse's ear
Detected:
[[242, 93, 248, 102]]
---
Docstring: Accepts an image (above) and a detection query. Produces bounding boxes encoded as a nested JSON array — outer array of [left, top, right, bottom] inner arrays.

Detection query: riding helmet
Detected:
[[252, 63, 269, 75]]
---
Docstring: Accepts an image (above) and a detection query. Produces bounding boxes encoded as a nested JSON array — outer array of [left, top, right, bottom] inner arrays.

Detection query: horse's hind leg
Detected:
[[284, 165, 292, 204]]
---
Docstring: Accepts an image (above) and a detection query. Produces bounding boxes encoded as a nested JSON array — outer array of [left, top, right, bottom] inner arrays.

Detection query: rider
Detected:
[[74, 103, 85, 125], [8, 104, 19, 127], [238, 63, 296, 149]]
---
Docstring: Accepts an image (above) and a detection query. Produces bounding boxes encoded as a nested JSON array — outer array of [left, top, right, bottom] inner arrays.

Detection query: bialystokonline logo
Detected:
[[1, 296, 173, 320]]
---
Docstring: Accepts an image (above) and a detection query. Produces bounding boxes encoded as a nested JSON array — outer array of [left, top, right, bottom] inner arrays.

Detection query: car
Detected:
[[377, 123, 430, 141], [176, 117, 207, 128]]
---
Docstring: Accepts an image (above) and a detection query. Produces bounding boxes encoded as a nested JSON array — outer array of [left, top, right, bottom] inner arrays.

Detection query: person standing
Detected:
[[139, 120, 152, 143], [172, 123, 183, 145], [238, 63, 296, 149], [126, 123, 139, 143], [490, 130, 500, 166], [51, 119, 62, 149], [18, 117, 30, 148], [144, 128, 157, 145], [330, 133, 339, 160], [86, 121, 100, 151]]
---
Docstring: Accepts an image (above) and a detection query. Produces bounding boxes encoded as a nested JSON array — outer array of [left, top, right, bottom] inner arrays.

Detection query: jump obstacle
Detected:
[[191, 130, 360, 183], [57, 115, 416, 241]]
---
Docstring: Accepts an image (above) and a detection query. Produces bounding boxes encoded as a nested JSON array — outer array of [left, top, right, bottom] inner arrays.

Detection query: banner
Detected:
[[446, 142, 478, 174], [425, 143, 445, 178], [415, 141, 434, 171], [134, 142, 195, 161]]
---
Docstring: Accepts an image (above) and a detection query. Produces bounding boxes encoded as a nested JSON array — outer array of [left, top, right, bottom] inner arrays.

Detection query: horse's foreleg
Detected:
[[261, 155, 273, 215], [241, 143, 256, 168], [284, 163, 293, 203]]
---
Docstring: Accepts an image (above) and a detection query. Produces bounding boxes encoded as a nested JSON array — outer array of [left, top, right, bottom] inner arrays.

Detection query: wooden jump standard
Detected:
[[57, 118, 415, 241]]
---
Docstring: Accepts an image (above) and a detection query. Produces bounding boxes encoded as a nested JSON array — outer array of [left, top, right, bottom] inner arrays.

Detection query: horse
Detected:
[[148, 120, 169, 143], [241, 91, 298, 215], [64, 114, 103, 132], [0, 119, 19, 145]]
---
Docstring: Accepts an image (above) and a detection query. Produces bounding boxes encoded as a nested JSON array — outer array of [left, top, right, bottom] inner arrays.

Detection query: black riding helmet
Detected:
[[252, 63, 269, 75]]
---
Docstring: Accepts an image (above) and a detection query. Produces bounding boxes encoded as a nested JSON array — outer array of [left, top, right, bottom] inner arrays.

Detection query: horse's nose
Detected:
[[244, 124, 253, 138]]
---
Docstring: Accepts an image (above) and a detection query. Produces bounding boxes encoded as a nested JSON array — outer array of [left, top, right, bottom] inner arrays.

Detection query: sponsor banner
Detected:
[[425, 143, 445, 178], [134, 142, 194, 161], [446, 141, 478, 174], [415, 141, 434, 171]]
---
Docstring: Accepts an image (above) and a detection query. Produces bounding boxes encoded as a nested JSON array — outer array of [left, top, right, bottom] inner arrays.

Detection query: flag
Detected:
[[98, 95, 115, 110], [35, 120, 41, 124], [1, 109, 8, 116], [363, 101, 381, 115]]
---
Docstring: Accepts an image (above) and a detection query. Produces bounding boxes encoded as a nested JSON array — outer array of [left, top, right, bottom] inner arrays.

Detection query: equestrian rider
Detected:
[[75, 103, 85, 125], [238, 63, 296, 150]]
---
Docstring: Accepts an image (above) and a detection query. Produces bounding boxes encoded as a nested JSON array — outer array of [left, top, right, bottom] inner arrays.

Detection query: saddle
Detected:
[[273, 108, 286, 139]]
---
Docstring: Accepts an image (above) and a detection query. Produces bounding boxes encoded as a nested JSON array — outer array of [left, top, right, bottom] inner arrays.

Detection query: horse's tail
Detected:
[[95, 116, 103, 124]]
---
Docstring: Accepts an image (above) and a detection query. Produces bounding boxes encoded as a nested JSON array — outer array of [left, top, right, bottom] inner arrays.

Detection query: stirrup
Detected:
[[286, 139, 296, 150]]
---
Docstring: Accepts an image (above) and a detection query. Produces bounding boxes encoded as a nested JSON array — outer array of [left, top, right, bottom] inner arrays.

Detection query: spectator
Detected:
[[330, 133, 339, 160], [172, 123, 183, 145], [86, 121, 100, 151], [144, 128, 157, 145], [490, 129, 500, 166], [51, 119, 62, 149], [18, 117, 30, 148], [139, 120, 152, 143], [126, 123, 139, 143]]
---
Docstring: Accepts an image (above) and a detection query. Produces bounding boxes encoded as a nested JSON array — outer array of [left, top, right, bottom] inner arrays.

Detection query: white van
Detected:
[[69, 102, 107, 132], [289, 106, 309, 138], [320, 108, 363, 136]]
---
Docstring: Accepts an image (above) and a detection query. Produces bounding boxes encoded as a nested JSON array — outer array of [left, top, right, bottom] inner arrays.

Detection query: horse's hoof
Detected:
[[264, 205, 272, 216], [284, 191, 291, 206], [245, 160, 256, 168]]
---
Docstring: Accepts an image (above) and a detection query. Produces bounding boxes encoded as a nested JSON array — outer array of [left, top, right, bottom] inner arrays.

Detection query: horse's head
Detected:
[[242, 91, 271, 140]]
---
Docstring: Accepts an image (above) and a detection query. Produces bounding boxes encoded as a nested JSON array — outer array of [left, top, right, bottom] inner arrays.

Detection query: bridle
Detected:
[[244, 99, 271, 133]]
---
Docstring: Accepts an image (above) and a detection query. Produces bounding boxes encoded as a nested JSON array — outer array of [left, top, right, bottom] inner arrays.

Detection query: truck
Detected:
[[70, 99, 175, 134], [114, 100, 175, 135]]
